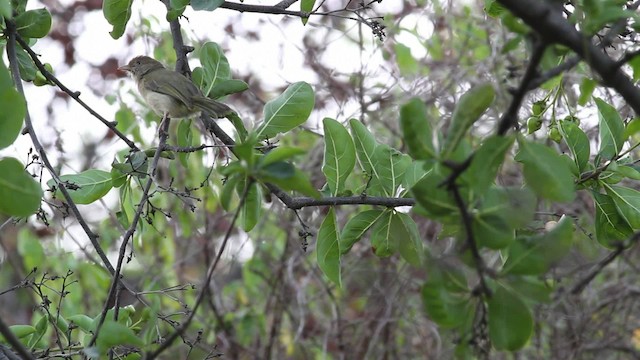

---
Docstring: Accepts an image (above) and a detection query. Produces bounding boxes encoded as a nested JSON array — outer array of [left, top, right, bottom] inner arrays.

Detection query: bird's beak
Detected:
[[117, 64, 131, 72]]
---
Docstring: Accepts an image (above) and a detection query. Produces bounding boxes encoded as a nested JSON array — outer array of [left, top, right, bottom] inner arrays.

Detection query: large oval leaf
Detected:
[[317, 208, 341, 286], [488, 284, 533, 350], [0, 157, 42, 216], [322, 118, 356, 196], [48, 169, 113, 205], [255, 82, 315, 139], [400, 98, 436, 160], [515, 137, 575, 202], [0, 88, 26, 150], [442, 83, 495, 158], [595, 98, 624, 160]]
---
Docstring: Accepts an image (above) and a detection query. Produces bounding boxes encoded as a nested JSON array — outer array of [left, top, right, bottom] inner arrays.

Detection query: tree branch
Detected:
[[497, 0, 640, 116]]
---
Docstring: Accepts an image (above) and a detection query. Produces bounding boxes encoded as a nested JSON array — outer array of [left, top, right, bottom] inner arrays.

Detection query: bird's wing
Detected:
[[144, 70, 201, 108]]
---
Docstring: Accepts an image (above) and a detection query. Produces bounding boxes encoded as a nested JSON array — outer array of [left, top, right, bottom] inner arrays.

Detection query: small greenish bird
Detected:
[[118, 56, 234, 120]]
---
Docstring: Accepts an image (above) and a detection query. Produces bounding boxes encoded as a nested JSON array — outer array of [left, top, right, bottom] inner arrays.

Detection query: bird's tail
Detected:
[[193, 96, 234, 119]]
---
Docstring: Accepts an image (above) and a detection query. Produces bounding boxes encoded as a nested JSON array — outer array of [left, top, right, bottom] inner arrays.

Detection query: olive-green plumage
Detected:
[[119, 56, 233, 119]]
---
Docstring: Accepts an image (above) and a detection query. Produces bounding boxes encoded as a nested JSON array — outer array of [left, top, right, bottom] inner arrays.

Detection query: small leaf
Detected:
[[595, 97, 625, 160], [421, 267, 471, 328], [370, 211, 395, 257], [15, 46, 37, 81], [317, 208, 341, 286], [604, 184, 640, 229], [394, 43, 419, 75], [47, 170, 113, 205], [261, 147, 305, 167], [262, 169, 320, 198], [503, 216, 573, 275], [300, 0, 315, 25], [592, 191, 633, 248], [255, 82, 315, 139], [14, 8, 52, 38], [191, 0, 224, 11], [411, 164, 457, 218], [8, 325, 36, 339], [394, 212, 423, 265], [199, 42, 231, 96], [177, 119, 193, 167], [400, 98, 436, 159], [578, 78, 596, 106], [488, 284, 533, 350], [102, 0, 132, 39], [340, 210, 385, 254], [208, 79, 249, 99], [442, 83, 495, 158], [368, 145, 412, 197], [349, 119, 378, 174], [559, 120, 590, 172], [473, 213, 514, 249], [95, 320, 144, 355], [515, 137, 576, 202], [322, 118, 356, 196], [0, 88, 26, 150], [465, 135, 514, 194], [0, 158, 42, 216], [238, 181, 261, 232]]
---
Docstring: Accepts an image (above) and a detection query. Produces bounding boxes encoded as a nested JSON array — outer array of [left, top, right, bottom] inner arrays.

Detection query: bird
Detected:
[[118, 55, 234, 121]]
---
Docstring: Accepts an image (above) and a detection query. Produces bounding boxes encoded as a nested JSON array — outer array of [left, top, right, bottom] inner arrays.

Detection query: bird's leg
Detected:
[[158, 112, 170, 138]]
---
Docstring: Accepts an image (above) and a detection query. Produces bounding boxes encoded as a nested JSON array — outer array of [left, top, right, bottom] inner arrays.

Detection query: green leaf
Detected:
[[7, 325, 36, 339], [208, 79, 248, 99], [604, 184, 640, 229], [191, 0, 224, 11], [473, 213, 514, 249], [340, 209, 385, 254], [488, 284, 533, 350], [349, 119, 378, 175], [177, 119, 193, 167], [262, 169, 320, 198], [317, 208, 341, 286], [421, 267, 471, 328], [442, 83, 495, 158], [394, 212, 423, 265], [0, 0, 11, 19], [369, 145, 412, 197], [506, 276, 552, 303], [0, 87, 26, 150], [370, 211, 394, 257], [0, 158, 42, 216], [261, 147, 305, 167], [411, 164, 457, 218], [14, 8, 51, 38], [465, 135, 514, 194], [578, 78, 596, 106], [624, 118, 640, 138], [15, 46, 37, 81], [17, 229, 45, 272], [592, 191, 633, 248], [322, 118, 356, 196], [199, 42, 231, 96], [394, 43, 419, 75], [239, 181, 261, 232], [102, 0, 132, 39], [503, 216, 573, 275], [400, 98, 436, 160], [220, 173, 241, 211], [515, 137, 576, 202], [28, 315, 48, 348], [401, 160, 430, 195], [559, 120, 590, 172], [95, 320, 144, 355], [48, 170, 113, 205], [300, 0, 315, 25], [255, 82, 315, 139], [480, 186, 536, 229], [595, 97, 625, 159], [67, 314, 95, 333]]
